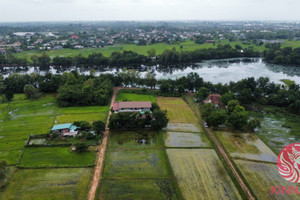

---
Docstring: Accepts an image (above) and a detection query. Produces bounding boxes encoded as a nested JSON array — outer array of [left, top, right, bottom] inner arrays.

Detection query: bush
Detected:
[[73, 121, 91, 130], [92, 121, 106, 134], [74, 142, 88, 152]]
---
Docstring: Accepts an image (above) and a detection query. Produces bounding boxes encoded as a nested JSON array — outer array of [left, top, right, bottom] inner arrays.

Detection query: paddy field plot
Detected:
[[164, 131, 211, 148], [103, 149, 169, 179], [0, 94, 56, 164], [1, 168, 92, 200], [99, 179, 178, 200], [216, 131, 277, 163], [163, 122, 202, 132], [107, 131, 162, 151], [18, 146, 95, 168], [57, 106, 108, 123], [116, 92, 156, 103], [235, 159, 300, 200], [167, 149, 242, 200], [157, 97, 198, 123]]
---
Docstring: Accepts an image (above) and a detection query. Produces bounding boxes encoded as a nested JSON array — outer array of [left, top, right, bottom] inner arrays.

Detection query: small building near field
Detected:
[[51, 123, 78, 137], [113, 101, 152, 113], [204, 94, 221, 107]]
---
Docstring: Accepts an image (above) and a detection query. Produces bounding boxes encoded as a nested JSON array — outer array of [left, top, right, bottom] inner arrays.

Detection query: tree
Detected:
[[0, 75, 6, 94], [93, 121, 106, 134], [4, 90, 13, 101], [206, 109, 227, 127], [227, 100, 240, 114], [221, 92, 236, 105], [0, 161, 7, 189], [151, 109, 169, 130], [74, 142, 88, 152], [228, 105, 249, 130], [195, 87, 209, 101], [248, 118, 261, 131], [147, 48, 156, 58], [24, 84, 39, 99], [201, 103, 214, 119], [74, 121, 91, 130]]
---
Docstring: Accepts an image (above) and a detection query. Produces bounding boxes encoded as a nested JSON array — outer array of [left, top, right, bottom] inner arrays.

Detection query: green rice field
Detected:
[[116, 92, 156, 103]]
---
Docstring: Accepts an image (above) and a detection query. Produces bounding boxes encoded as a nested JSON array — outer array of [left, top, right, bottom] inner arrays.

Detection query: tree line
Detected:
[[264, 44, 300, 66], [0, 44, 259, 67]]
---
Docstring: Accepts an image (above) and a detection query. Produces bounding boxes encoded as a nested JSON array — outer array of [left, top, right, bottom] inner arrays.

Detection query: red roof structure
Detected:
[[204, 94, 221, 105], [71, 35, 80, 39], [113, 101, 152, 111]]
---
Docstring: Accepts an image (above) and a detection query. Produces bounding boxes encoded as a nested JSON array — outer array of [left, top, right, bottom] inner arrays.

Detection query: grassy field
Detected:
[[107, 131, 162, 151], [216, 131, 277, 163], [167, 149, 242, 200], [99, 179, 178, 200], [116, 92, 156, 103], [164, 131, 211, 148], [157, 97, 198, 123], [0, 94, 56, 165], [1, 168, 92, 200], [14, 40, 267, 61], [18, 147, 95, 168], [235, 159, 300, 200], [57, 106, 108, 123], [250, 106, 300, 154]]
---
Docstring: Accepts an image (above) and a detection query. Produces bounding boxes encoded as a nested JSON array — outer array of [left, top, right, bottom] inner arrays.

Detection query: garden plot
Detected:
[[18, 147, 95, 168], [235, 159, 300, 200], [1, 168, 92, 200], [157, 97, 198, 123], [164, 131, 211, 148], [99, 179, 177, 200], [116, 92, 156, 103], [164, 122, 202, 132], [167, 149, 241, 200], [103, 149, 169, 179], [216, 131, 277, 163], [107, 131, 162, 151]]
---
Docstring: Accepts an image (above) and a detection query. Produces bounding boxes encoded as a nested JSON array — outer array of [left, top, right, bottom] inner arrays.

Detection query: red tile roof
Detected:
[[204, 94, 221, 105], [113, 101, 152, 111]]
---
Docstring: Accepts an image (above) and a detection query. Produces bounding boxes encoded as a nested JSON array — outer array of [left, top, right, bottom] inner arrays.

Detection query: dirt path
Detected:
[[205, 127, 255, 200], [88, 87, 120, 200]]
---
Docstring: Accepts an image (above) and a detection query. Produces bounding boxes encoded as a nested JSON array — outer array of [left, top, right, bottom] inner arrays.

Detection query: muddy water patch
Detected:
[[164, 131, 211, 147]]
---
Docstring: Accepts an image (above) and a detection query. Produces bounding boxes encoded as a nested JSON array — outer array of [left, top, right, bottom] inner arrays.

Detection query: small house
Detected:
[[204, 94, 221, 107], [51, 123, 78, 137], [113, 101, 152, 113]]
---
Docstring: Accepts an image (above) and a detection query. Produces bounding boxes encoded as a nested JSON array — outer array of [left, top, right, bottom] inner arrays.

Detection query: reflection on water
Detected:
[[2, 58, 300, 84]]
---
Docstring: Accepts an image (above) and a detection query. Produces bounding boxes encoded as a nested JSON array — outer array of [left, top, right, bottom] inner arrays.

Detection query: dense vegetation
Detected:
[[264, 44, 300, 66]]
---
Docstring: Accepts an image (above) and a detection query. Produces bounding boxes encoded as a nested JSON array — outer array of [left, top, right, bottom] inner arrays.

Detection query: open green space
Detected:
[[57, 106, 108, 123], [99, 179, 178, 200], [250, 106, 300, 154], [157, 97, 198, 123], [116, 92, 156, 103], [235, 159, 300, 200], [18, 146, 95, 168], [0, 94, 56, 165], [1, 168, 92, 200], [216, 131, 277, 163], [107, 131, 162, 151], [167, 149, 242, 200], [14, 40, 267, 61], [164, 131, 211, 148]]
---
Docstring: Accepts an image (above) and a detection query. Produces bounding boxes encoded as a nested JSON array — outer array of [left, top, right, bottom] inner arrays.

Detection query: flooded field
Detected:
[[163, 122, 202, 132], [167, 149, 242, 200], [164, 131, 211, 148], [235, 159, 300, 200], [216, 131, 277, 163]]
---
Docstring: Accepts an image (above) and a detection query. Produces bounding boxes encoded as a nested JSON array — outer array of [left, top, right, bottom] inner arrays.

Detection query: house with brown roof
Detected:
[[204, 94, 221, 107], [113, 101, 152, 113]]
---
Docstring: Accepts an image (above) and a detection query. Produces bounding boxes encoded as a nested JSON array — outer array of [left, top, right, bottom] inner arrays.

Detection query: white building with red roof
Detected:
[[204, 94, 221, 107], [113, 101, 152, 113]]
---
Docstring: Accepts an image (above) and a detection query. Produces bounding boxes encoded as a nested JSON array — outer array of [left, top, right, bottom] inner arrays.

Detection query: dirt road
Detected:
[[88, 87, 120, 200]]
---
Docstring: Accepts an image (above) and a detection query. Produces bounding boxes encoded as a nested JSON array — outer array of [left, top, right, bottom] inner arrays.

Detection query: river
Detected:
[[1, 58, 300, 84]]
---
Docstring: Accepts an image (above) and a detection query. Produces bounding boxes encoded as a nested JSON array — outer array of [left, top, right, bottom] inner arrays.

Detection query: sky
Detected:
[[0, 0, 299, 22]]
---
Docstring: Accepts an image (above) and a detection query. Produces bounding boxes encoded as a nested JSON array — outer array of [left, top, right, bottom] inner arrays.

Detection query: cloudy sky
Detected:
[[0, 0, 299, 22]]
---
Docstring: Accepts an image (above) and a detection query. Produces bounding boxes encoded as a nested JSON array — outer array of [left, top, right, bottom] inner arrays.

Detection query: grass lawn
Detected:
[[116, 92, 156, 103], [216, 131, 277, 163], [103, 149, 169, 179], [0, 94, 56, 165], [157, 97, 198, 123], [164, 131, 211, 148], [57, 106, 108, 123], [167, 149, 242, 200], [1, 168, 92, 200], [235, 159, 300, 200], [99, 179, 178, 200], [18, 147, 95, 168], [107, 131, 162, 151]]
